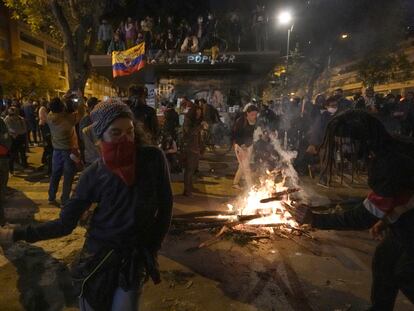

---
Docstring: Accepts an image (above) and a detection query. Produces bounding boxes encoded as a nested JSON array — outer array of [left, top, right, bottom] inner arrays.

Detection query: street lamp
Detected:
[[278, 11, 292, 25], [277, 10, 294, 87], [340, 33, 349, 39]]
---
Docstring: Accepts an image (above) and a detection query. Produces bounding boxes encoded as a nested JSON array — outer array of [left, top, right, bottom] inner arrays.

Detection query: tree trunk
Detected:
[[67, 63, 88, 94], [51, 0, 104, 95]]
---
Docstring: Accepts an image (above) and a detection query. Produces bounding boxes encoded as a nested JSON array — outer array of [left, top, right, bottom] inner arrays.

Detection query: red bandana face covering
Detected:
[[101, 136, 136, 186]]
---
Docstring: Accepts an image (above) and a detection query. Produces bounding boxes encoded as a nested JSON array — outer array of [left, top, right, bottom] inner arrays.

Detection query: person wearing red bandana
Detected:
[[293, 110, 414, 310], [0, 100, 173, 311]]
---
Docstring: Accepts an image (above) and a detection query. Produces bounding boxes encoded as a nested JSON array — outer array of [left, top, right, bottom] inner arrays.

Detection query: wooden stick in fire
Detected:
[[280, 201, 297, 216], [259, 188, 301, 203]]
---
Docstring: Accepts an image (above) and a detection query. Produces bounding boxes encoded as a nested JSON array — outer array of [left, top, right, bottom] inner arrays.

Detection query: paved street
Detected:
[[0, 148, 412, 311]]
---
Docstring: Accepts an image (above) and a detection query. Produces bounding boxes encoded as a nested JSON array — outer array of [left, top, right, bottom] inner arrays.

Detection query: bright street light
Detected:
[[341, 33, 349, 39], [277, 11, 292, 25], [276, 10, 294, 90]]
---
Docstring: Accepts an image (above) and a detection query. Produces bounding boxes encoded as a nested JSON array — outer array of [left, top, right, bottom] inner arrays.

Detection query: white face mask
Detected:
[[327, 107, 337, 114]]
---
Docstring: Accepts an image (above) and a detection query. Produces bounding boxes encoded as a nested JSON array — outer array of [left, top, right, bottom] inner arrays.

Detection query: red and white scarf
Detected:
[[363, 191, 414, 223]]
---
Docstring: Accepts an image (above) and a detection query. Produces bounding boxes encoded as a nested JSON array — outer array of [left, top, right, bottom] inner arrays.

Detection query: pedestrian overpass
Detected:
[[90, 51, 282, 106]]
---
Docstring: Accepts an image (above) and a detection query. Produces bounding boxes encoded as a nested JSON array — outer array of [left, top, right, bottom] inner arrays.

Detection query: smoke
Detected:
[[254, 126, 309, 201]]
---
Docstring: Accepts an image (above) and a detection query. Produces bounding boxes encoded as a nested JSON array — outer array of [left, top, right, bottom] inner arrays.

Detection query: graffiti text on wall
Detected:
[[186, 54, 236, 64]]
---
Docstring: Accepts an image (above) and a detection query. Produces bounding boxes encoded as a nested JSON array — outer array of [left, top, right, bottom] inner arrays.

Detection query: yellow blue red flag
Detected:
[[112, 42, 145, 78]]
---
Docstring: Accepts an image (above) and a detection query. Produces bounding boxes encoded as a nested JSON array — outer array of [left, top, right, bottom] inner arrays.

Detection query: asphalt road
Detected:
[[0, 147, 412, 311]]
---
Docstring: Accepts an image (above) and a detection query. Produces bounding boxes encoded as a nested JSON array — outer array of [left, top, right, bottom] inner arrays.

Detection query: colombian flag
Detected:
[[112, 42, 145, 78]]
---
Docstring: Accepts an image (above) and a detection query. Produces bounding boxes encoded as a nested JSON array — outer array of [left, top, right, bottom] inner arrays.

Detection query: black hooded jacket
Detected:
[[14, 146, 173, 253], [312, 148, 414, 252]]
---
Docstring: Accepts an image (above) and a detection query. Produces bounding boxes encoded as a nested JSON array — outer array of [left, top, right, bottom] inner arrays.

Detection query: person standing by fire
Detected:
[[232, 104, 259, 190], [0, 100, 173, 311], [182, 105, 208, 197], [294, 110, 414, 310]]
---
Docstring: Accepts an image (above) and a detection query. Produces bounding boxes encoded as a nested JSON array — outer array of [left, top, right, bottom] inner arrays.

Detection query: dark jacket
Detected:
[[165, 38, 178, 50], [107, 39, 126, 54], [14, 145, 172, 252], [308, 110, 335, 146], [232, 116, 255, 147], [163, 108, 179, 139], [23, 103, 36, 123], [131, 102, 159, 142], [202, 104, 220, 125], [337, 97, 353, 111], [0, 118, 11, 158], [258, 107, 278, 131], [183, 114, 203, 154], [312, 202, 414, 253], [312, 149, 414, 252]]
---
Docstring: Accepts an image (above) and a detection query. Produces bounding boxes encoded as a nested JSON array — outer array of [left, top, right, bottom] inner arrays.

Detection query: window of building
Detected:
[[21, 50, 44, 65], [47, 56, 63, 68], [21, 50, 37, 62], [46, 45, 62, 59], [20, 32, 44, 49], [36, 55, 44, 65]]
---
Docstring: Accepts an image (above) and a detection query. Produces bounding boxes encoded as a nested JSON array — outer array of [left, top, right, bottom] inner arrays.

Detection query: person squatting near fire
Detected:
[[0, 100, 173, 311], [232, 104, 259, 190], [293, 110, 414, 310]]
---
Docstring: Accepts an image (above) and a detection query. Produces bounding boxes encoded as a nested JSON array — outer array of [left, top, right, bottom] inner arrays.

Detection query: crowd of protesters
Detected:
[[233, 87, 414, 188], [100, 13, 236, 64], [1, 86, 413, 208], [98, 6, 278, 63], [0, 83, 413, 309]]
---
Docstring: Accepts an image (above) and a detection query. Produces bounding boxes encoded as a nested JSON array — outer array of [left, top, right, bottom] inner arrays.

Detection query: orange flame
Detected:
[[227, 175, 298, 228]]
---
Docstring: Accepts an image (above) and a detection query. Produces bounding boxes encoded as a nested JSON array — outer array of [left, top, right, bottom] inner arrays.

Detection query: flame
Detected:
[[228, 175, 298, 228]]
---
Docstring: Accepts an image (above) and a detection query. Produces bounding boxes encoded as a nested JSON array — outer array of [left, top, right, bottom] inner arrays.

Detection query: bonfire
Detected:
[[226, 171, 299, 228], [171, 128, 314, 248]]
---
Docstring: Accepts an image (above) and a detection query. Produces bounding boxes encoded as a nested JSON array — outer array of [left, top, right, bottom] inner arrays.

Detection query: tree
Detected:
[[4, 0, 118, 93], [0, 58, 63, 98], [357, 53, 413, 87]]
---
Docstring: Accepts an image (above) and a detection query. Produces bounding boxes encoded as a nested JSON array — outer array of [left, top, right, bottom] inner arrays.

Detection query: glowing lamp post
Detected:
[[277, 11, 294, 87]]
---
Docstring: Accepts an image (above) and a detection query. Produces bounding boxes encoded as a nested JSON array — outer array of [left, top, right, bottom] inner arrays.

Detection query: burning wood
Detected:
[[259, 188, 301, 203], [172, 142, 312, 248]]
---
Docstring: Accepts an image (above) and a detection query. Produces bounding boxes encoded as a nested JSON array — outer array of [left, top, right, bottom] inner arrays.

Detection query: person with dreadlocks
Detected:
[[294, 110, 414, 310]]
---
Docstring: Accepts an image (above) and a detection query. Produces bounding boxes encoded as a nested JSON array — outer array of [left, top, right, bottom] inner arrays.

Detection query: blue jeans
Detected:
[[48, 150, 76, 204], [79, 287, 142, 311]]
